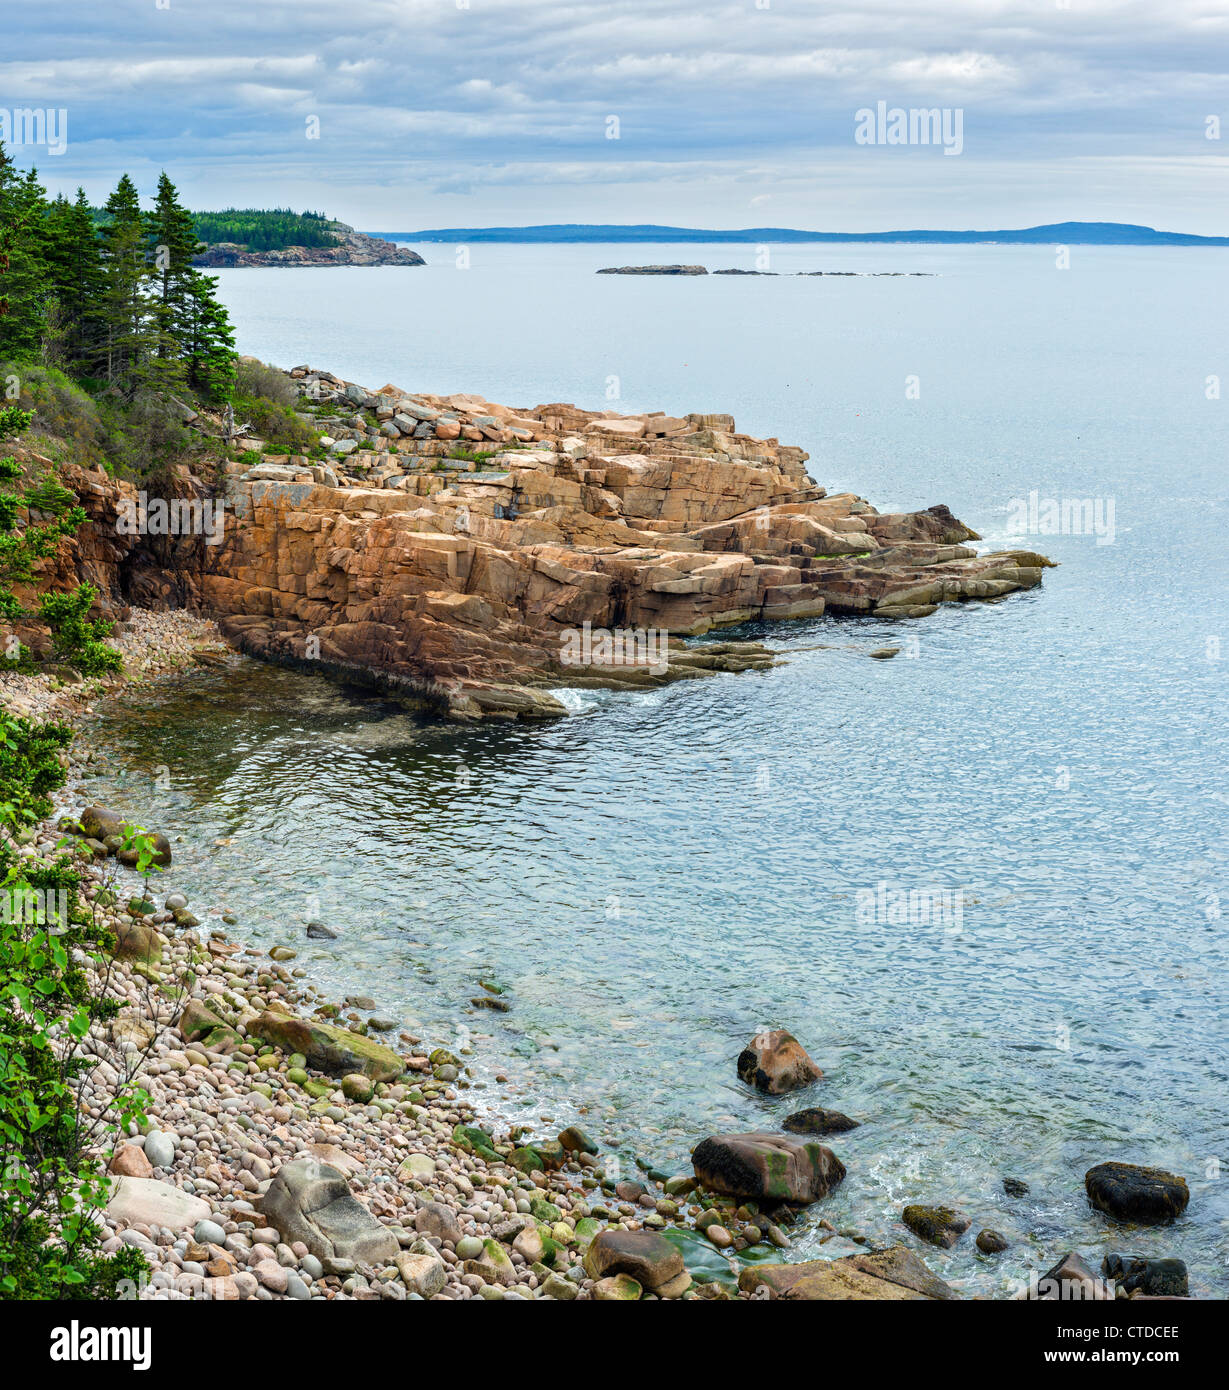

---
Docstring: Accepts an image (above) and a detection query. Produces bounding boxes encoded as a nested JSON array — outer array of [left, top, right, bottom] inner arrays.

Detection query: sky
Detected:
[[2, 0, 1228, 233]]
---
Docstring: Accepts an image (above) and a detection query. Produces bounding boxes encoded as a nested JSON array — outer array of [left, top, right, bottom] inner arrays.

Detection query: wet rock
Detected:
[[1002, 1177, 1029, 1197], [736, 1028, 822, 1094], [1085, 1162, 1189, 1225], [976, 1228, 1010, 1254], [1103, 1253, 1189, 1298], [306, 921, 339, 939], [782, 1107, 860, 1135], [740, 1245, 958, 1301], [901, 1204, 971, 1249], [259, 1158, 398, 1273], [558, 1125, 598, 1154], [1027, 1250, 1112, 1300], [692, 1132, 845, 1204], [583, 1229, 688, 1295]]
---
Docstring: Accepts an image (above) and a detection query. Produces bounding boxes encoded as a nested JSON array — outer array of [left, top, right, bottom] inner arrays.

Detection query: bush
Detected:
[[0, 364, 108, 470], [233, 394, 318, 455], [0, 710, 155, 1298], [233, 358, 298, 408]]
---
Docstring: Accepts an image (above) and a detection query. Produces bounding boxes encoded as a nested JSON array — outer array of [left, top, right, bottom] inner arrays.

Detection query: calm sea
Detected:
[[86, 243, 1229, 1294]]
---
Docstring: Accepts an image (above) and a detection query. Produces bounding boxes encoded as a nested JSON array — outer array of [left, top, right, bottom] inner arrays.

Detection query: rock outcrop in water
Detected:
[[28, 365, 1052, 720]]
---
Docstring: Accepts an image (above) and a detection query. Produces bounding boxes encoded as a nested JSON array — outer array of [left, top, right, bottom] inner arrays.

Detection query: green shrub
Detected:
[[233, 358, 298, 407], [0, 710, 155, 1298]]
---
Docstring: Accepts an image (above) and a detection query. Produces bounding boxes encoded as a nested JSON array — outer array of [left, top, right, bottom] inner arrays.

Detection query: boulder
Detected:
[[414, 1201, 462, 1245], [1026, 1250, 1113, 1300], [178, 998, 229, 1043], [976, 1228, 1010, 1254], [692, 1132, 845, 1205], [112, 918, 162, 965], [736, 1029, 821, 1094], [782, 1107, 860, 1135], [106, 1177, 210, 1232], [251, 1010, 403, 1081], [82, 806, 174, 867], [259, 1159, 399, 1274], [582, 1229, 688, 1295], [395, 1249, 447, 1297], [1085, 1162, 1189, 1225], [741, 1245, 959, 1301], [1102, 1254, 1189, 1298], [108, 1145, 153, 1179], [901, 1204, 971, 1249]]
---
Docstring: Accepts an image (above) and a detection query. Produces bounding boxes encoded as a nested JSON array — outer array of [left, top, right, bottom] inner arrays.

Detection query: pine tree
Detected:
[[144, 173, 198, 392], [97, 174, 158, 397], [0, 147, 51, 362], [182, 271, 236, 399], [43, 190, 104, 372]]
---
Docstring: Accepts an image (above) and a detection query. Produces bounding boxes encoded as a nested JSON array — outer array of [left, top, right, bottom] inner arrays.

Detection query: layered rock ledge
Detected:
[[38, 367, 1053, 721]]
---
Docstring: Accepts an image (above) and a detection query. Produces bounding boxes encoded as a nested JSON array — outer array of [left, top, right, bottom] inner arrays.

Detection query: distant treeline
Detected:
[[190, 208, 343, 251]]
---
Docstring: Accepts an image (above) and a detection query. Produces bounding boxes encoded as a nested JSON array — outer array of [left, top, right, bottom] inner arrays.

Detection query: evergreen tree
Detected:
[[96, 174, 158, 397], [43, 190, 104, 371], [182, 271, 236, 399], [0, 147, 51, 362], [144, 173, 197, 390]]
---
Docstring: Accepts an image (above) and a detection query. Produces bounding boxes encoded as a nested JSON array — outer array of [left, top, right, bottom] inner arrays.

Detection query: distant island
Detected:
[[374, 220, 1228, 247], [185, 207, 426, 267]]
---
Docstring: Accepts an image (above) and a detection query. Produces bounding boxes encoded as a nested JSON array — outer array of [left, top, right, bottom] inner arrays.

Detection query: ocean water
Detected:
[[84, 243, 1228, 1295]]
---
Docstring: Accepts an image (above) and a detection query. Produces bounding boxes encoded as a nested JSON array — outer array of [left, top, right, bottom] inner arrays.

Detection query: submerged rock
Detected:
[[782, 1107, 860, 1135], [901, 1204, 972, 1248], [1085, 1162, 1189, 1225], [692, 1132, 845, 1204]]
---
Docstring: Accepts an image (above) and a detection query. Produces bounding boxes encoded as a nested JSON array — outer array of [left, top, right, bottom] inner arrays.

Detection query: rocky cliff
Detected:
[[24, 369, 1052, 720]]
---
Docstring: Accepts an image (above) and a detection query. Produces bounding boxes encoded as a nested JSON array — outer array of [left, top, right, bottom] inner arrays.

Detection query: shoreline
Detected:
[[5, 616, 1197, 1302]]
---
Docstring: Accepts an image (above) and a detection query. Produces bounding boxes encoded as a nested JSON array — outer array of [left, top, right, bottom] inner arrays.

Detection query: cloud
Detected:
[[1, 0, 1224, 231]]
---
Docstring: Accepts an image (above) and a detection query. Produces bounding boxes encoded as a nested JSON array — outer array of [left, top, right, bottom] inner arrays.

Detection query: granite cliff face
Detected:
[[28, 368, 1052, 720]]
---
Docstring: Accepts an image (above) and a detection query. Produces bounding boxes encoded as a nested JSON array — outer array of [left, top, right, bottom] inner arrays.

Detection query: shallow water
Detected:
[[84, 242, 1228, 1295]]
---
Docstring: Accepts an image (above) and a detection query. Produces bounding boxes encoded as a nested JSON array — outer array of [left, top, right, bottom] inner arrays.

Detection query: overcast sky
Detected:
[[4, 0, 1228, 232]]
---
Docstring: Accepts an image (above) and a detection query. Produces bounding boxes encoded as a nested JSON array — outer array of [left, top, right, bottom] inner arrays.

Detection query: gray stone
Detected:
[[259, 1159, 399, 1274], [144, 1131, 175, 1170], [194, 1219, 226, 1246]]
